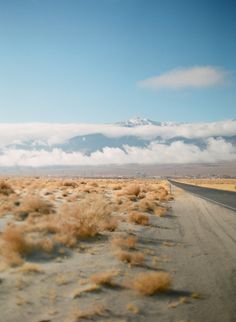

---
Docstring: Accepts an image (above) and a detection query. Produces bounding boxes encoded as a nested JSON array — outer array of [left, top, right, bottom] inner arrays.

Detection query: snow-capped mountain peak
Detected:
[[116, 116, 161, 127]]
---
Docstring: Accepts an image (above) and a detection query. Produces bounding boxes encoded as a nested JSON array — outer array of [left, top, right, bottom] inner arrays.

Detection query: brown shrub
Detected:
[[111, 236, 137, 249], [90, 270, 118, 286], [125, 184, 141, 196], [126, 303, 140, 314], [0, 226, 33, 266], [68, 304, 107, 321], [128, 212, 149, 225], [157, 187, 169, 200], [145, 191, 159, 201], [19, 263, 43, 274], [130, 272, 171, 295], [112, 184, 122, 190], [18, 196, 54, 215], [54, 195, 114, 242], [100, 217, 118, 232], [63, 181, 78, 188], [0, 181, 14, 196], [137, 199, 158, 213], [116, 250, 145, 265], [154, 207, 167, 217], [89, 181, 98, 187], [53, 234, 77, 248], [72, 284, 100, 298]]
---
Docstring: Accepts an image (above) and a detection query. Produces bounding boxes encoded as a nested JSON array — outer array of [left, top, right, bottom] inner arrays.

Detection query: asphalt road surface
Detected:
[[169, 180, 236, 211], [165, 188, 236, 322]]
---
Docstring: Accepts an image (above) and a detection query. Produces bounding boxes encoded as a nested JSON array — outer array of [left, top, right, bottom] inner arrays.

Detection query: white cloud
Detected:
[[0, 119, 235, 148], [0, 138, 235, 167], [0, 120, 235, 167], [137, 66, 228, 90]]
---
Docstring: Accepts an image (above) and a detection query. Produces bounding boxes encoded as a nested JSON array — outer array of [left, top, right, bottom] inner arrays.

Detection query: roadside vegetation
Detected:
[[0, 177, 179, 321], [178, 178, 236, 192]]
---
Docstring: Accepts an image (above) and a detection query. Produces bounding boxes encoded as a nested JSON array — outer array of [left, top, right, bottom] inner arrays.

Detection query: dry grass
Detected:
[[63, 180, 78, 188], [128, 212, 149, 225], [18, 194, 118, 250], [154, 207, 167, 217], [0, 180, 14, 196], [126, 303, 140, 314], [116, 250, 145, 265], [125, 184, 141, 196], [0, 226, 34, 266], [19, 263, 43, 274], [90, 270, 118, 286], [136, 199, 159, 213], [130, 272, 171, 295], [67, 304, 107, 322], [72, 284, 100, 298], [17, 195, 54, 217], [0, 225, 55, 266], [100, 217, 118, 232], [0, 177, 172, 272], [55, 195, 115, 242], [179, 178, 236, 192], [111, 236, 137, 249], [116, 183, 141, 197]]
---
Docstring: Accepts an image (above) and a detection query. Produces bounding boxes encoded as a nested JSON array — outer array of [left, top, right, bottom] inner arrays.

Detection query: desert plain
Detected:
[[0, 177, 235, 322]]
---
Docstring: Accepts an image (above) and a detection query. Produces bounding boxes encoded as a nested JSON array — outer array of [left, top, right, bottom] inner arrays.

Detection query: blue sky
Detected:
[[0, 0, 235, 123]]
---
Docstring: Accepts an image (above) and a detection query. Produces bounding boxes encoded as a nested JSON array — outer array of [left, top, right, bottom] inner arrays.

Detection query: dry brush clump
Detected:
[[66, 304, 107, 322], [0, 224, 57, 266], [15, 195, 54, 220], [111, 235, 137, 249], [55, 195, 116, 239], [0, 180, 14, 196], [128, 211, 149, 225], [131, 198, 168, 217], [0, 226, 34, 266], [0, 178, 172, 269], [30, 194, 118, 249], [90, 270, 118, 286], [19, 263, 43, 274], [116, 183, 141, 197], [154, 206, 167, 217], [62, 180, 78, 188], [116, 250, 145, 266], [130, 271, 172, 295]]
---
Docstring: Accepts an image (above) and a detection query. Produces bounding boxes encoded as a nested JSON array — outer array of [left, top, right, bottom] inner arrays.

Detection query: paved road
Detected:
[[169, 180, 236, 211], [166, 189, 236, 322]]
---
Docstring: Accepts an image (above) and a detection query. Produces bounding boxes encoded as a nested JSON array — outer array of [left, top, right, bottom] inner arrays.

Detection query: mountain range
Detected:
[[6, 117, 236, 155], [0, 117, 235, 167]]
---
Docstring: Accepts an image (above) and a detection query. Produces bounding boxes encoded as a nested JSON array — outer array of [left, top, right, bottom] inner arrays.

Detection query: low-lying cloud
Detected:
[[0, 119, 235, 148], [137, 66, 228, 90], [0, 120, 235, 166], [0, 138, 235, 167]]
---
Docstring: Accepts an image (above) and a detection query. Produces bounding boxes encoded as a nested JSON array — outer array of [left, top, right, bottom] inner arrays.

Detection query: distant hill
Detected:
[[1, 118, 236, 167]]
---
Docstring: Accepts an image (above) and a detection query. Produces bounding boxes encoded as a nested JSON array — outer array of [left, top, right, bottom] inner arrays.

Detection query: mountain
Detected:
[[0, 118, 235, 167], [115, 116, 162, 127], [57, 134, 149, 154]]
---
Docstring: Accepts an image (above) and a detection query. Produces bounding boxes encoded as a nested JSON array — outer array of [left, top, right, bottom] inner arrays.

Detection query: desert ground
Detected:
[[0, 160, 235, 177], [177, 178, 236, 192], [0, 177, 235, 322]]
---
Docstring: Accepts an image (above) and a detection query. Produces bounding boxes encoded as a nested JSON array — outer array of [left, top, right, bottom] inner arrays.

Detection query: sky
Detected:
[[0, 0, 236, 123]]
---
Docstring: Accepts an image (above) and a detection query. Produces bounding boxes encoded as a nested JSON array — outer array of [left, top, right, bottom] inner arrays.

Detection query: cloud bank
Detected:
[[137, 66, 228, 90], [0, 119, 235, 147], [0, 120, 235, 167], [0, 138, 235, 167]]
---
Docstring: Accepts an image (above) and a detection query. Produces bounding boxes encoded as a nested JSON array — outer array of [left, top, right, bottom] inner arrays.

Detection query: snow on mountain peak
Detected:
[[116, 116, 161, 127]]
